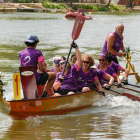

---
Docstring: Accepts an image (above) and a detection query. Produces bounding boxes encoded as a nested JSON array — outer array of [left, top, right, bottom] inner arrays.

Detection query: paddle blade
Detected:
[[72, 14, 85, 41], [121, 93, 140, 102]]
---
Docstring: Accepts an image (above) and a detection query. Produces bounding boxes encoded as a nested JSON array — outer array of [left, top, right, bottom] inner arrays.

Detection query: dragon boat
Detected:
[[0, 71, 104, 120], [0, 47, 140, 120]]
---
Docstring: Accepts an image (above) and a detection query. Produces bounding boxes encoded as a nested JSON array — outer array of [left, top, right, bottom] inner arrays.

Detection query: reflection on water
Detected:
[[1, 12, 140, 139]]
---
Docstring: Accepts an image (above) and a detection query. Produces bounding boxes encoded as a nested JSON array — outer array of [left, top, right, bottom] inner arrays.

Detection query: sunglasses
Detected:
[[58, 62, 65, 66], [82, 61, 90, 64], [71, 57, 77, 61], [99, 59, 105, 62], [54, 61, 60, 64]]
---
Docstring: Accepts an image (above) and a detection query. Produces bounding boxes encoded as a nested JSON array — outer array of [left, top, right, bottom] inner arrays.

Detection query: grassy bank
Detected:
[[41, 1, 126, 12]]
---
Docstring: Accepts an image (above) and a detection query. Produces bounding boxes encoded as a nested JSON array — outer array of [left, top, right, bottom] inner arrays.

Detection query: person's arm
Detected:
[[71, 42, 82, 68], [106, 33, 118, 56], [53, 76, 63, 91], [120, 67, 129, 79], [75, 47, 82, 68], [38, 61, 46, 73], [104, 74, 114, 85], [113, 75, 121, 84], [94, 79, 103, 92]]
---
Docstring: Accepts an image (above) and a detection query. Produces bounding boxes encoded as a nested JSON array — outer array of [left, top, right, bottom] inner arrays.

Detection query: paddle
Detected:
[[102, 80, 140, 94], [113, 83, 140, 94], [101, 80, 140, 102], [62, 15, 85, 76], [125, 56, 140, 82], [104, 87, 140, 102], [124, 82, 140, 88], [78, 77, 106, 96]]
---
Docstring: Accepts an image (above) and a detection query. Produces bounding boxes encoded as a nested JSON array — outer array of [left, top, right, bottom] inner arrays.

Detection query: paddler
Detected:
[[102, 23, 126, 64], [97, 54, 122, 87], [105, 52, 129, 85], [53, 42, 81, 96], [19, 34, 56, 98]]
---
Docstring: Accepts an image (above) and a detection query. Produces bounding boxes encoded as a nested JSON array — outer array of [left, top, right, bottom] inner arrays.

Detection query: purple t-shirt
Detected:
[[19, 47, 44, 81], [77, 68, 98, 89], [55, 63, 80, 92], [96, 69, 107, 85], [50, 68, 55, 72], [110, 61, 122, 74], [102, 32, 123, 58], [97, 64, 116, 82]]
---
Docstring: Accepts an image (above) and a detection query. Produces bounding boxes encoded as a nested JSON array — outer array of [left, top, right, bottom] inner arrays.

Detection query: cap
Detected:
[[25, 34, 39, 43]]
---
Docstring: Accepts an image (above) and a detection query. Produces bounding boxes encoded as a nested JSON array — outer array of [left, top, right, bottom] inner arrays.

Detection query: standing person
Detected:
[[19, 34, 56, 98], [102, 23, 126, 64]]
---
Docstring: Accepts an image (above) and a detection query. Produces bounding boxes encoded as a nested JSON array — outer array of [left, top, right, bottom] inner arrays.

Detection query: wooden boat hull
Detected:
[[0, 90, 102, 120], [65, 12, 92, 20]]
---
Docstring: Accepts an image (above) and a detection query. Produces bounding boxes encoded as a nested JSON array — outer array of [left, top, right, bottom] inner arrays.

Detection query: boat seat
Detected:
[[19, 66, 39, 99]]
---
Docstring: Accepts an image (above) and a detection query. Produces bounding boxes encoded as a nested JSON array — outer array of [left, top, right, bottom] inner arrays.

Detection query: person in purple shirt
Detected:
[[53, 42, 82, 96], [19, 34, 56, 98], [90, 67, 114, 90], [97, 54, 122, 87], [102, 23, 126, 64], [50, 55, 63, 73], [50, 55, 66, 73], [77, 54, 104, 93], [105, 52, 129, 85], [70, 53, 77, 65]]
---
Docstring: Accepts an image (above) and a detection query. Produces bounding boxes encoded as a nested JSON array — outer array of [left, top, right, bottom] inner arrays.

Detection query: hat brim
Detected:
[[25, 39, 34, 43]]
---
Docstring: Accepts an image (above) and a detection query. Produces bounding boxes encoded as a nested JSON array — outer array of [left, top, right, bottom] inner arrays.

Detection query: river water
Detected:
[[0, 12, 140, 139]]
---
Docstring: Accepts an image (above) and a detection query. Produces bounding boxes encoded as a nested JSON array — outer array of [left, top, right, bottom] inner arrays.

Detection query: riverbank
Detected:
[[0, 2, 140, 13]]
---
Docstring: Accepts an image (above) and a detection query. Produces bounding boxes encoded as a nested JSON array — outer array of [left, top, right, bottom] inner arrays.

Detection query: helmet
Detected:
[[25, 34, 39, 43]]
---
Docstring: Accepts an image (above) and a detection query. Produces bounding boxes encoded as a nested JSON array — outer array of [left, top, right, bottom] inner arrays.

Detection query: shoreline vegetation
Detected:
[[0, 2, 138, 13], [42, 2, 128, 12]]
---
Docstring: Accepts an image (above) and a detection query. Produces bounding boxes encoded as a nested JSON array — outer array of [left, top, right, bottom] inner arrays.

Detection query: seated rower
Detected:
[[50, 55, 64, 73], [53, 42, 81, 96], [97, 54, 122, 87], [105, 52, 129, 85], [70, 53, 77, 65], [91, 66, 114, 90], [77, 54, 105, 95], [19, 34, 56, 98]]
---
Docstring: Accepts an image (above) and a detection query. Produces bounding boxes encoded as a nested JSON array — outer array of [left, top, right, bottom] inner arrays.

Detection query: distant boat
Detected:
[[65, 8, 92, 20]]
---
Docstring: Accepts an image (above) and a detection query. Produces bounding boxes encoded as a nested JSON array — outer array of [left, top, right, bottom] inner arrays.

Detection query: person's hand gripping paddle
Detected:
[[62, 15, 85, 76]]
